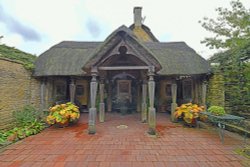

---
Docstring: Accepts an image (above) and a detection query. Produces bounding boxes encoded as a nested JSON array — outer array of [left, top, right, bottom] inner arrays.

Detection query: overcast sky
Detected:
[[0, 0, 249, 59]]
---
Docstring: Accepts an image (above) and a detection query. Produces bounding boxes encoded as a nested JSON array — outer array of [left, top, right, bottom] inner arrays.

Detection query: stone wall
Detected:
[[0, 58, 40, 130], [207, 66, 225, 108]]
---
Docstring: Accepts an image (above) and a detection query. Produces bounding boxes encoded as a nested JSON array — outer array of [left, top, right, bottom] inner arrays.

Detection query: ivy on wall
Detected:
[[0, 44, 36, 70], [212, 42, 250, 117], [207, 67, 225, 108]]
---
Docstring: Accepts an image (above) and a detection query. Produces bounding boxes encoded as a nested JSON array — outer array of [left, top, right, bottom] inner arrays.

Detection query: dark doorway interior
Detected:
[[110, 72, 138, 114]]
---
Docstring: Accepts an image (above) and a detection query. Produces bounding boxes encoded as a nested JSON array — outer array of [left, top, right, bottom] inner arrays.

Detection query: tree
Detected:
[[199, 0, 250, 50], [201, 1, 250, 116]]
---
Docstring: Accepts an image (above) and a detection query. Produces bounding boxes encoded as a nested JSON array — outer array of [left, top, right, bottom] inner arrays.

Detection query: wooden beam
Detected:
[[98, 66, 149, 71]]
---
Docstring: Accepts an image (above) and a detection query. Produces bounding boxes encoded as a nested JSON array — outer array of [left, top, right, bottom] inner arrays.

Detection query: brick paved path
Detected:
[[0, 113, 249, 167]]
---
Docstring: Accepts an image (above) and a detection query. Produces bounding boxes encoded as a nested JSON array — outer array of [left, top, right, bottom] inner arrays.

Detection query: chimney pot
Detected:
[[134, 7, 142, 27]]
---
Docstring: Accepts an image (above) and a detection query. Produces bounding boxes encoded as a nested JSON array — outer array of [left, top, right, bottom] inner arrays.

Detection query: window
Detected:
[[117, 80, 132, 102], [165, 84, 172, 96], [118, 80, 131, 94], [76, 85, 84, 96], [56, 84, 66, 96], [55, 84, 66, 101], [183, 80, 192, 100], [119, 82, 129, 93]]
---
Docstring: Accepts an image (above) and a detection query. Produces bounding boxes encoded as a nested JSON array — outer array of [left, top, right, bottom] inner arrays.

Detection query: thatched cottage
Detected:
[[34, 7, 210, 134]]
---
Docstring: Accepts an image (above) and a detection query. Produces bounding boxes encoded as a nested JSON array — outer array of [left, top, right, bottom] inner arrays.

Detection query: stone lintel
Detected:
[[98, 66, 149, 71]]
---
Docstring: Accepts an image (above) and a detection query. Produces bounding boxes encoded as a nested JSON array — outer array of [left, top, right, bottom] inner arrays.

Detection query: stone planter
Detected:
[[183, 118, 197, 127], [55, 121, 69, 128]]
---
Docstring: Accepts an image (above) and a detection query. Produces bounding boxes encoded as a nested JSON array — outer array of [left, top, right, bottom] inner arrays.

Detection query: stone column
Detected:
[[107, 81, 112, 112], [194, 79, 199, 104], [99, 79, 105, 122], [136, 83, 141, 112], [202, 82, 207, 110], [69, 78, 76, 103], [141, 80, 147, 123], [44, 78, 52, 109], [171, 83, 177, 122], [40, 78, 46, 111], [88, 69, 98, 134], [148, 67, 156, 135]]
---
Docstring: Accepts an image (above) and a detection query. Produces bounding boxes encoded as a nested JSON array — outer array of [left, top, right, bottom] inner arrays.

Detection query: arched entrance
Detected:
[[110, 72, 138, 114]]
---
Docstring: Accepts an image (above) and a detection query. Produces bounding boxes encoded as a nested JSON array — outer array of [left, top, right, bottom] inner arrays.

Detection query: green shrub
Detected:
[[1, 106, 46, 148], [13, 105, 45, 126], [0, 120, 45, 144], [208, 106, 226, 116], [0, 131, 9, 146]]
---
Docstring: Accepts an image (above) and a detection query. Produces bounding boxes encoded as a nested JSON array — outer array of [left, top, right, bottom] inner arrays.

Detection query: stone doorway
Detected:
[[110, 72, 138, 114]]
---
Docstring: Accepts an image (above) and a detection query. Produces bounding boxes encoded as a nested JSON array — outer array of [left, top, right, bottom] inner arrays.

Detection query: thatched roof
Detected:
[[34, 42, 101, 76], [144, 42, 210, 75], [34, 25, 210, 77]]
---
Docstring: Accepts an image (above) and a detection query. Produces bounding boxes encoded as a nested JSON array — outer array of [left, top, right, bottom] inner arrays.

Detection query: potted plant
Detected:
[[114, 95, 129, 115], [46, 102, 80, 127], [208, 106, 225, 116], [174, 103, 205, 127]]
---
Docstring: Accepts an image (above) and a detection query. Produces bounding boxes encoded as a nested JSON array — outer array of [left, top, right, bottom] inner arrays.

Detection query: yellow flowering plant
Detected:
[[46, 102, 80, 125], [174, 103, 204, 124]]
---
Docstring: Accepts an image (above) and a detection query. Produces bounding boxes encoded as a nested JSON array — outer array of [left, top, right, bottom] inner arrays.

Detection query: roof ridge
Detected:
[[60, 41, 103, 43], [144, 41, 186, 44], [51, 41, 102, 49], [129, 24, 159, 42]]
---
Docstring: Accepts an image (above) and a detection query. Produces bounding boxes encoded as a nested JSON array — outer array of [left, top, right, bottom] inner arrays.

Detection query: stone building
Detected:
[[34, 7, 210, 134]]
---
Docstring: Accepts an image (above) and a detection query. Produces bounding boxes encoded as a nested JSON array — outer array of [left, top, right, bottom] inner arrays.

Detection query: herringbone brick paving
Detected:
[[0, 113, 249, 167]]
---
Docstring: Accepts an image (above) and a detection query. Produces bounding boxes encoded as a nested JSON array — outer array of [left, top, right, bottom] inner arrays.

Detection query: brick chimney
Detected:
[[134, 7, 142, 27]]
